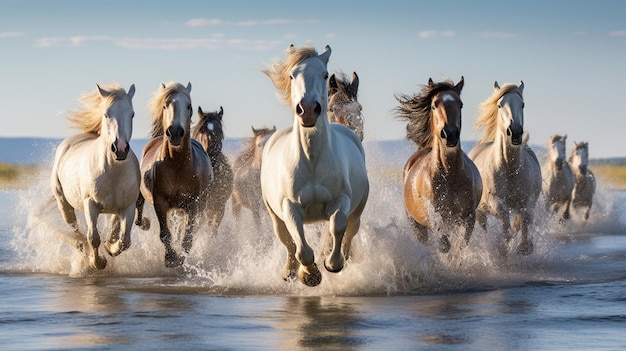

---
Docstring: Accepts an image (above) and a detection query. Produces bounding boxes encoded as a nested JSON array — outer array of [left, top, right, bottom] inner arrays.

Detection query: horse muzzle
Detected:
[[441, 126, 460, 148], [507, 125, 524, 145], [166, 126, 185, 146], [112, 139, 130, 161], [296, 101, 321, 128]]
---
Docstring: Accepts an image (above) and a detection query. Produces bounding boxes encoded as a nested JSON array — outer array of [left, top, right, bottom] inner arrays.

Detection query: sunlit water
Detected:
[[1, 143, 626, 350]]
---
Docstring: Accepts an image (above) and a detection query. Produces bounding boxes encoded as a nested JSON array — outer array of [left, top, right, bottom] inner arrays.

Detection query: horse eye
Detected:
[[324, 73, 329, 80], [522, 103, 525, 108], [497, 104, 502, 109], [131, 113, 135, 119], [104, 113, 110, 119], [289, 75, 294, 80]]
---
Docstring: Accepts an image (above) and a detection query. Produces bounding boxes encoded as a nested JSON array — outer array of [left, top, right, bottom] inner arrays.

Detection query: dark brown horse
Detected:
[[135, 82, 213, 267], [328, 71, 363, 140], [396, 77, 482, 253], [192, 105, 234, 236], [231, 126, 276, 224]]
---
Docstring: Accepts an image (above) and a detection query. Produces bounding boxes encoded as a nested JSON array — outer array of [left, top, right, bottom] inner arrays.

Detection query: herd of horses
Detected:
[[50, 43, 595, 286]]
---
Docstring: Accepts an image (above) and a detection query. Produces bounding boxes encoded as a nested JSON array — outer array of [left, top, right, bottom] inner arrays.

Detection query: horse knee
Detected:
[[329, 210, 348, 235]]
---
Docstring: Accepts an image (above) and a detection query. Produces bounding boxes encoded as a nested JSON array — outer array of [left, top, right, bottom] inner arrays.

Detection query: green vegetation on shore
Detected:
[[0, 163, 41, 189]]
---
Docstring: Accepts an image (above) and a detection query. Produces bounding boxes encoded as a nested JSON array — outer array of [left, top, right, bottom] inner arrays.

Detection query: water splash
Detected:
[[7, 143, 626, 296]]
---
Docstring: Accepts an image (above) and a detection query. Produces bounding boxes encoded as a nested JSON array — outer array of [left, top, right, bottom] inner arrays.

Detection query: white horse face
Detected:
[[549, 135, 567, 169], [496, 83, 525, 146], [162, 83, 192, 146], [99, 84, 135, 161], [290, 47, 331, 128], [571, 142, 589, 172]]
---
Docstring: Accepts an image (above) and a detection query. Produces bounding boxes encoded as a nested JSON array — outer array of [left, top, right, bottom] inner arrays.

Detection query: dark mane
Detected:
[[395, 79, 458, 148]]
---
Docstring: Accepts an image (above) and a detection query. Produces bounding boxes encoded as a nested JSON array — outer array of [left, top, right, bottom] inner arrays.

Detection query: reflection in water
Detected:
[[271, 296, 364, 351]]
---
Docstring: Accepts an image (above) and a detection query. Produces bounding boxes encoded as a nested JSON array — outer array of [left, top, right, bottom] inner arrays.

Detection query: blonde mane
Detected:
[[66, 82, 129, 134], [147, 82, 191, 138], [474, 83, 523, 143], [261, 44, 319, 107]]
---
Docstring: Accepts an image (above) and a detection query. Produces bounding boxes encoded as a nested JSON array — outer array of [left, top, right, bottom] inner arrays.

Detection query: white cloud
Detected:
[[479, 31, 517, 38], [185, 18, 222, 27], [419, 30, 455, 39], [0, 32, 26, 38], [34, 35, 280, 51], [609, 30, 626, 37]]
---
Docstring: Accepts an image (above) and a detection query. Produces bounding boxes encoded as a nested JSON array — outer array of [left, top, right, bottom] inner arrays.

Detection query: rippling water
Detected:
[[1, 144, 626, 350]]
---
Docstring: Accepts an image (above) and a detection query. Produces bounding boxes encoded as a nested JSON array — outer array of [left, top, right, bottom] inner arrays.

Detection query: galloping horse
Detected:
[[135, 82, 213, 267], [260, 44, 369, 287], [397, 77, 482, 253], [469, 81, 541, 255], [192, 105, 233, 236], [51, 83, 139, 270], [231, 126, 276, 224], [328, 71, 364, 140], [542, 134, 574, 221], [570, 141, 596, 220]]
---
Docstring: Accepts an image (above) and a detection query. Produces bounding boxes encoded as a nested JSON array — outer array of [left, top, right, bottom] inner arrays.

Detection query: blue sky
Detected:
[[1, 0, 625, 157]]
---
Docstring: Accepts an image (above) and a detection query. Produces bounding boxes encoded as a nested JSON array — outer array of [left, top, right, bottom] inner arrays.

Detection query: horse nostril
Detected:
[[440, 129, 447, 139], [111, 143, 117, 153], [124, 144, 130, 153], [166, 127, 172, 138], [506, 127, 512, 136], [314, 103, 321, 115], [296, 104, 304, 115]]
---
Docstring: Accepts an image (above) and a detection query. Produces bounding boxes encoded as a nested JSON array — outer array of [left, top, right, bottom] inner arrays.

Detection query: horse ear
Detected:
[[218, 106, 224, 118], [428, 78, 435, 87], [351, 72, 359, 92], [97, 84, 111, 97], [160, 83, 166, 89], [328, 74, 340, 95], [518, 80, 525, 93], [127, 84, 135, 99], [319, 45, 331, 64], [185, 82, 192, 93], [197, 106, 203, 116], [493, 81, 500, 91], [455, 76, 464, 93], [251, 126, 258, 134], [271, 125, 277, 132]]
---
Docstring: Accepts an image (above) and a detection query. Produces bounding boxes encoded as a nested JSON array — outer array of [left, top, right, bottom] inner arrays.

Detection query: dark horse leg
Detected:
[[134, 192, 151, 230], [154, 198, 184, 268]]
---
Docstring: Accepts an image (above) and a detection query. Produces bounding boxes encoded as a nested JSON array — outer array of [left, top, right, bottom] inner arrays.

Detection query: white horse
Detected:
[[542, 134, 575, 221], [51, 83, 140, 270], [260, 44, 369, 287], [570, 141, 596, 220], [469, 81, 542, 255]]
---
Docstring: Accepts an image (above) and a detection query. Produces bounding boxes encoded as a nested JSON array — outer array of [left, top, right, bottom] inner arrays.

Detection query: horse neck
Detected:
[[292, 113, 331, 161], [494, 131, 523, 168], [162, 134, 192, 166], [432, 139, 462, 172]]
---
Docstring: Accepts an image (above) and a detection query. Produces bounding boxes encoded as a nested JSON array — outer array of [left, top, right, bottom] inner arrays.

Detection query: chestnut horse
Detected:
[[396, 77, 482, 253], [135, 82, 213, 267]]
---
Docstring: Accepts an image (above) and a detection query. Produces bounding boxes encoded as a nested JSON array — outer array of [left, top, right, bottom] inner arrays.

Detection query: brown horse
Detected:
[[231, 126, 276, 224], [135, 82, 213, 267], [328, 71, 363, 140], [396, 77, 482, 253], [192, 105, 234, 236]]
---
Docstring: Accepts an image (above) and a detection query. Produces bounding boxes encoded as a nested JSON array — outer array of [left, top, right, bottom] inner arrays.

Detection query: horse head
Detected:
[[495, 81, 525, 146], [289, 45, 331, 128], [98, 83, 135, 161], [571, 141, 590, 173], [430, 77, 464, 148], [161, 82, 192, 147], [328, 71, 363, 138], [548, 134, 567, 170], [195, 105, 224, 155]]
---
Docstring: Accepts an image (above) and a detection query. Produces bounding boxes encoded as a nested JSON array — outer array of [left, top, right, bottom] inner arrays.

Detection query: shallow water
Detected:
[[1, 144, 626, 350]]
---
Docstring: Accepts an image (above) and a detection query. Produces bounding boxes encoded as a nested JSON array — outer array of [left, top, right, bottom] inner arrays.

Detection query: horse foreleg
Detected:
[[84, 200, 107, 270], [154, 201, 183, 268], [516, 212, 533, 256], [266, 202, 298, 281], [134, 192, 150, 230], [325, 209, 347, 273], [282, 201, 320, 287], [105, 206, 134, 256], [182, 204, 201, 254], [462, 211, 477, 248]]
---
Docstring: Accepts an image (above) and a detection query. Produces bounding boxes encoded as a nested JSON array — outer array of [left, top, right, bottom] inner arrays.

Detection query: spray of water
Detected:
[[8, 142, 626, 296]]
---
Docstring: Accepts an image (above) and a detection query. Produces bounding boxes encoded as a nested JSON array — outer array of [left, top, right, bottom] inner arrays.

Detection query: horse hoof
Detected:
[[517, 241, 533, 256], [324, 259, 344, 273], [299, 263, 322, 287], [90, 256, 107, 270], [136, 218, 151, 231], [165, 253, 185, 268], [104, 240, 127, 257]]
